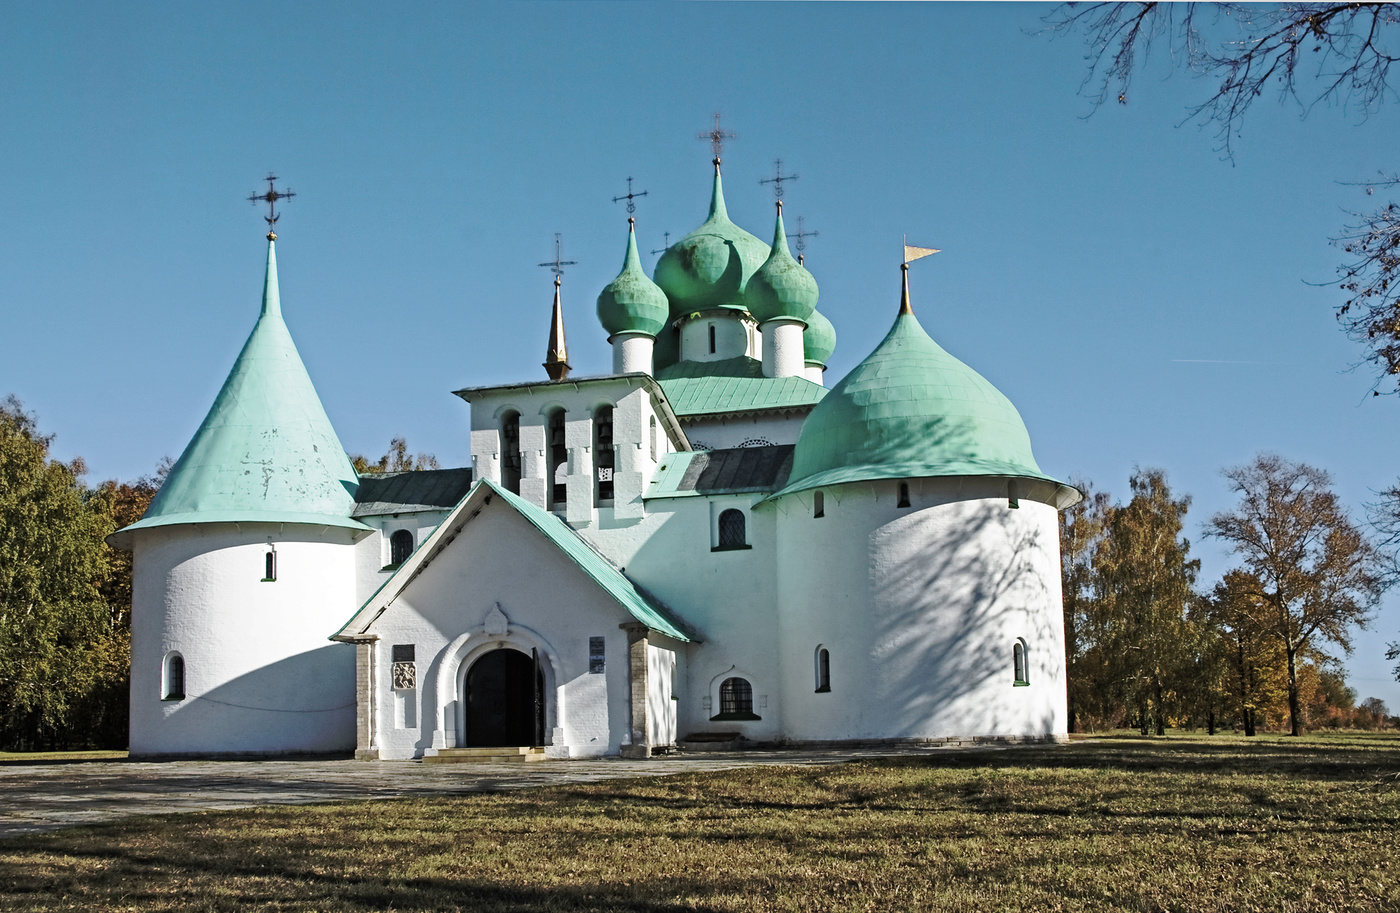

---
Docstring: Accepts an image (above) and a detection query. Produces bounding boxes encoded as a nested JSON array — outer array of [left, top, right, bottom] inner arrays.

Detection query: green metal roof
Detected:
[[334, 480, 697, 644], [652, 165, 770, 318], [655, 356, 826, 416], [744, 206, 818, 325], [775, 276, 1063, 499], [596, 221, 668, 338], [803, 309, 836, 366], [119, 239, 365, 535]]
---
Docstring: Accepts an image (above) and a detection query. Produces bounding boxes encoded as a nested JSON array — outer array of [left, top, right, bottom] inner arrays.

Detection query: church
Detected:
[[109, 151, 1081, 760]]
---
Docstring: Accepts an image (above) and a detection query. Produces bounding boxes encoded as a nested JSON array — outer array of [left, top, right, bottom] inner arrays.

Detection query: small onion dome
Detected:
[[778, 267, 1065, 498], [597, 220, 668, 338], [744, 203, 818, 325], [653, 163, 770, 318], [803, 308, 836, 366]]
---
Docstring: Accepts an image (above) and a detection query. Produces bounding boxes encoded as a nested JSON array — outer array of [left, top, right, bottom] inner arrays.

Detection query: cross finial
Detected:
[[612, 177, 649, 215], [538, 233, 578, 279], [698, 113, 736, 167], [760, 159, 799, 201], [788, 216, 819, 261], [651, 232, 672, 256], [248, 173, 295, 239]]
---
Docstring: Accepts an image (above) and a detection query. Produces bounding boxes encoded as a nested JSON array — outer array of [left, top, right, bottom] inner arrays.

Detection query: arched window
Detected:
[[708, 324, 717, 354], [1013, 640, 1029, 686], [717, 509, 747, 550], [813, 490, 824, 518], [390, 529, 414, 566], [163, 653, 185, 701], [718, 677, 755, 718], [262, 547, 277, 582], [815, 646, 831, 693], [897, 482, 911, 508], [594, 406, 614, 504], [500, 411, 522, 494], [547, 409, 567, 509]]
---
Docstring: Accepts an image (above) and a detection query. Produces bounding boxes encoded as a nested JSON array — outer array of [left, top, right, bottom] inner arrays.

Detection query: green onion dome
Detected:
[[779, 267, 1060, 497], [803, 308, 836, 366], [653, 163, 770, 318], [744, 203, 818, 325], [597, 219, 669, 338]]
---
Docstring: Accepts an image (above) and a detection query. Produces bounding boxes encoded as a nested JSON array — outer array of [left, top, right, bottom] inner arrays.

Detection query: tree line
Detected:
[[1062, 454, 1394, 736]]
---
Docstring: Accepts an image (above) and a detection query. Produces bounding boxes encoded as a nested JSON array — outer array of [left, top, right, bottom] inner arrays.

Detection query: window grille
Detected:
[[717, 509, 747, 549], [389, 529, 414, 566], [589, 636, 606, 674], [719, 677, 753, 716], [163, 653, 185, 701]]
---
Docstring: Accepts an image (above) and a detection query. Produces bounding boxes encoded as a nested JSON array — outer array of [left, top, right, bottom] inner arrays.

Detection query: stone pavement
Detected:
[[0, 746, 990, 840]]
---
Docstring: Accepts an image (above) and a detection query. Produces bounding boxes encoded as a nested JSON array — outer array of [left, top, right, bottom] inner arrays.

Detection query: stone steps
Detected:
[[424, 747, 548, 764]]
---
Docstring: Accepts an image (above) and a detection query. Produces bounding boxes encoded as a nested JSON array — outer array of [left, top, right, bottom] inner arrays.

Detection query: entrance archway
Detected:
[[462, 648, 544, 747]]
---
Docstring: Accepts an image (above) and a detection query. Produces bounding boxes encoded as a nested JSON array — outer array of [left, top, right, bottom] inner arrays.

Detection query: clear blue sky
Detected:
[[4, 2, 1398, 709]]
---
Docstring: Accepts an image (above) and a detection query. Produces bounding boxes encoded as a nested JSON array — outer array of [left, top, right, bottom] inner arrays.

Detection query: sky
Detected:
[[3, 2, 1399, 709]]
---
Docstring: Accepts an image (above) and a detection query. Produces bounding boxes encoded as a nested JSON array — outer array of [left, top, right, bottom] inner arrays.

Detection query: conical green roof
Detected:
[[803, 309, 836, 366], [744, 204, 818, 324], [778, 268, 1059, 497], [653, 164, 769, 317], [120, 238, 365, 534], [597, 220, 669, 338]]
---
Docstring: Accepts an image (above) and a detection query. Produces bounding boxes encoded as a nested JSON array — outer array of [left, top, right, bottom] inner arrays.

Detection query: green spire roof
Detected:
[[597, 219, 669, 338], [744, 203, 818, 324], [777, 268, 1060, 498], [803, 308, 836, 366], [120, 238, 365, 534], [653, 162, 770, 317]]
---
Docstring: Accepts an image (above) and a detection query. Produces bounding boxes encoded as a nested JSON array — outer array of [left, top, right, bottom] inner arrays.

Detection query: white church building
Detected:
[[110, 156, 1081, 760]]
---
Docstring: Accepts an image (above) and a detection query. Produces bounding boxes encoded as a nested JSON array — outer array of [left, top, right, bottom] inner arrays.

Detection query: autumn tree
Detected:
[[1060, 477, 1114, 732], [1203, 570, 1288, 736], [0, 397, 115, 749], [1207, 454, 1384, 736], [350, 437, 440, 474], [1096, 469, 1200, 735]]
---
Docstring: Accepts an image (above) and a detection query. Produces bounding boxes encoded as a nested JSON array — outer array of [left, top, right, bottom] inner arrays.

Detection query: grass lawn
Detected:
[[0, 751, 127, 765], [1, 732, 1397, 912]]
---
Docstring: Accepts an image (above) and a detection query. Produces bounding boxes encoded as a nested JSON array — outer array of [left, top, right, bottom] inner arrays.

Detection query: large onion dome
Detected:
[[778, 266, 1064, 497], [653, 162, 770, 317], [744, 202, 817, 325], [803, 308, 836, 367], [597, 219, 668, 338]]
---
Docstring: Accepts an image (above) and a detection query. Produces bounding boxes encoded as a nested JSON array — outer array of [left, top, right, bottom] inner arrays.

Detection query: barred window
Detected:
[[719, 677, 752, 716], [717, 509, 746, 549], [389, 529, 414, 566]]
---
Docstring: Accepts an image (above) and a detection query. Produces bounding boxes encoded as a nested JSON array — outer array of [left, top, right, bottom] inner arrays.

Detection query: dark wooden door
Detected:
[[464, 649, 541, 747]]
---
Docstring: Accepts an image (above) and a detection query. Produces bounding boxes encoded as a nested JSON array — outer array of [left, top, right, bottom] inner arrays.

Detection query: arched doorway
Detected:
[[462, 648, 544, 747]]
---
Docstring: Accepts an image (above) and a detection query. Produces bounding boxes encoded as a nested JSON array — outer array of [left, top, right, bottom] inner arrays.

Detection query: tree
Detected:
[[1203, 569, 1289, 736], [1096, 469, 1200, 735], [1207, 454, 1384, 735], [1060, 477, 1114, 732], [350, 437, 440, 474], [0, 397, 114, 749]]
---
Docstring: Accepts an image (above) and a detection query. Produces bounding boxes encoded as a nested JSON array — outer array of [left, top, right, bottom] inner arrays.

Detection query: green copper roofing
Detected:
[[744, 204, 818, 324], [656, 356, 826, 416], [803, 309, 837, 366], [597, 220, 669, 338], [121, 238, 365, 534], [653, 164, 770, 318], [776, 270, 1060, 498]]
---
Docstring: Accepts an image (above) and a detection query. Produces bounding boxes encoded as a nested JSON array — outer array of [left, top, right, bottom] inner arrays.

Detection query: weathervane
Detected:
[[651, 232, 672, 256], [248, 173, 294, 238], [788, 216, 819, 263], [538, 233, 578, 279], [760, 159, 799, 201], [698, 113, 737, 165], [612, 177, 649, 214]]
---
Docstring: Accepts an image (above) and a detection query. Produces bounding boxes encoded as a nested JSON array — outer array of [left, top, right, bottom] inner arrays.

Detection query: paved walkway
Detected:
[[0, 747, 982, 840]]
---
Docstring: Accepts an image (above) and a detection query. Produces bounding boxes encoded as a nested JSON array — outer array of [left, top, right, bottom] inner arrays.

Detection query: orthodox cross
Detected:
[[612, 177, 649, 214], [760, 159, 799, 201], [651, 232, 672, 256], [538, 233, 578, 279], [248, 173, 294, 233], [698, 113, 737, 164], [788, 216, 819, 263]]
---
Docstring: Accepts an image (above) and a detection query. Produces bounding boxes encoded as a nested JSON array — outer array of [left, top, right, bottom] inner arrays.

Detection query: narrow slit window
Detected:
[[897, 483, 911, 508], [547, 409, 567, 509], [163, 653, 185, 701], [500, 411, 522, 494], [1013, 640, 1029, 686], [813, 490, 824, 518], [594, 406, 614, 504], [263, 547, 277, 581], [708, 324, 716, 354], [716, 509, 747, 550], [389, 529, 414, 566], [815, 647, 831, 693]]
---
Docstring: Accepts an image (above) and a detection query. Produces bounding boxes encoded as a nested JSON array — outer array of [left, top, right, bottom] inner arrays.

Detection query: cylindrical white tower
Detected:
[[761, 319, 806, 378], [611, 331, 655, 374]]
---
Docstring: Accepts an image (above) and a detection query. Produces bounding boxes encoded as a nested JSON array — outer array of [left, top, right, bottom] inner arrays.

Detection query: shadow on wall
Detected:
[[160, 644, 356, 754]]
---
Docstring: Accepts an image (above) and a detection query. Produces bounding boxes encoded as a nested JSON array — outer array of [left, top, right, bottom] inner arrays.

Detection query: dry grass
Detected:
[[1, 733, 1397, 912]]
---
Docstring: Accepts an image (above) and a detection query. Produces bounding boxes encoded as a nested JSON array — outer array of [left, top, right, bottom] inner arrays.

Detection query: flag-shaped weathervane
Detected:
[[903, 235, 940, 264]]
